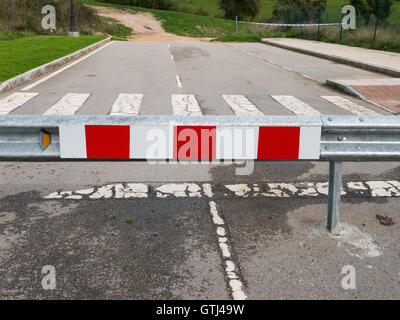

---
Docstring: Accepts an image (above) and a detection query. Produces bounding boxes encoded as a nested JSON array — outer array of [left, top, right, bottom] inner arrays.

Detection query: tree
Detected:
[[219, 0, 261, 20], [350, 0, 394, 23], [272, 0, 327, 22]]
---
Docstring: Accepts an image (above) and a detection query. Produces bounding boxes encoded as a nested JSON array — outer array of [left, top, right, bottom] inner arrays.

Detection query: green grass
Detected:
[[124, 217, 133, 224], [100, 17, 133, 40], [213, 34, 262, 42], [388, 1, 400, 24], [142, 0, 400, 23], [0, 35, 106, 82], [0, 31, 36, 41], [213, 31, 295, 42]]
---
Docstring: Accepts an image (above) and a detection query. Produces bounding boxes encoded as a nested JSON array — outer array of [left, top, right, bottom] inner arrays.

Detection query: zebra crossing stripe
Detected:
[[222, 95, 263, 115], [320, 96, 379, 116], [271, 95, 321, 115], [44, 93, 91, 115], [171, 94, 203, 116], [0, 92, 39, 115], [110, 94, 143, 115], [3, 93, 377, 117]]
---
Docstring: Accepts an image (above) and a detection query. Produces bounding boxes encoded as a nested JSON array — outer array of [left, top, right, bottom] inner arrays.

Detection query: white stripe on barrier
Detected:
[[59, 125, 87, 158], [171, 95, 203, 116], [299, 126, 322, 159], [216, 126, 259, 160], [271, 95, 321, 115], [110, 94, 143, 115], [130, 126, 172, 159], [321, 96, 380, 116], [44, 93, 91, 115], [222, 95, 263, 116], [0, 92, 39, 115]]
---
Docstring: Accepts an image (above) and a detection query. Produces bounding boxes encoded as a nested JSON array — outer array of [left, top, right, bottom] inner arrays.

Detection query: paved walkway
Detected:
[[263, 38, 400, 75], [263, 38, 400, 113]]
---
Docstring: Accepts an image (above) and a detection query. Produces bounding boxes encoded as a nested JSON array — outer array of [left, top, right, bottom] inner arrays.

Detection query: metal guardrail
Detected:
[[1, 114, 399, 232]]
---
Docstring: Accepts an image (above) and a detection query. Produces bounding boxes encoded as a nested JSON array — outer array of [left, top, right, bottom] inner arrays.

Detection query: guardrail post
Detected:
[[327, 160, 342, 232]]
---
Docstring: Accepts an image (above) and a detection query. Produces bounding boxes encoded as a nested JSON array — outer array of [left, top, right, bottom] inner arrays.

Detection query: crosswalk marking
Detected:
[[320, 96, 379, 116], [0, 92, 39, 115], [222, 95, 263, 115], [110, 94, 143, 115], [1, 92, 381, 117], [44, 93, 91, 115], [171, 94, 203, 115], [271, 95, 321, 115]]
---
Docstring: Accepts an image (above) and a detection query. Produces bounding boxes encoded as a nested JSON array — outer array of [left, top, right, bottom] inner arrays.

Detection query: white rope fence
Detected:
[[237, 20, 341, 27]]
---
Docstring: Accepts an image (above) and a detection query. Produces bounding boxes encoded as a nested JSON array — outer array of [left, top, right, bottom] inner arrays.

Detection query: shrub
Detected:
[[219, 0, 261, 20]]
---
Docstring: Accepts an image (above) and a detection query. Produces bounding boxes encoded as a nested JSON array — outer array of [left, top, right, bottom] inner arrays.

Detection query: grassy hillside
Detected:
[[0, 0, 132, 38], [80, 0, 399, 53], [166, 0, 399, 23]]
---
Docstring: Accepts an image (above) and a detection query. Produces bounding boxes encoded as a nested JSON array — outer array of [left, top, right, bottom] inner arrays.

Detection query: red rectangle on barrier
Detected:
[[257, 127, 300, 159], [85, 125, 130, 159], [174, 126, 216, 160]]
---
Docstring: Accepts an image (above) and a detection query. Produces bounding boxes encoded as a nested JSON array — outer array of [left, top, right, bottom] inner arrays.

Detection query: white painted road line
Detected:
[[110, 94, 143, 115], [44, 93, 91, 115], [22, 41, 114, 91], [302, 74, 315, 81], [43, 180, 400, 200], [271, 95, 321, 115], [171, 94, 203, 116], [176, 75, 183, 88], [0, 92, 39, 114], [321, 96, 380, 116], [170, 54, 174, 61], [208, 201, 247, 300], [222, 95, 263, 115]]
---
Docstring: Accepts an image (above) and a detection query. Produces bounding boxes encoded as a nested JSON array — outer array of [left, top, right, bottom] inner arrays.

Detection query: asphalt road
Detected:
[[0, 41, 399, 300]]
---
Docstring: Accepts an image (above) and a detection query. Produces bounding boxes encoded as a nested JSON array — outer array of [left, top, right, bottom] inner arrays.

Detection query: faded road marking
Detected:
[[271, 95, 321, 115], [222, 95, 263, 116], [176, 75, 183, 88], [44, 93, 91, 115], [110, 94, 143, 115], [171, 94, 202, 116], [0, 92, 39, 115], [209, 201, 247, 300], [43, 180, 400, 200], [321, 96, 379, 116]]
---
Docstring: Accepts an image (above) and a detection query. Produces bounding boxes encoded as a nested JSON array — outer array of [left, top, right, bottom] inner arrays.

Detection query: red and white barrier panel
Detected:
[[59, 125, 321, 160]]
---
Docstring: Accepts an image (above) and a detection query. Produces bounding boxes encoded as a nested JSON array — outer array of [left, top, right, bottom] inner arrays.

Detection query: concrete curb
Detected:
[[0, 36, 112, 94], [261, 39, 400, 78], [326, 79, 398, 115]]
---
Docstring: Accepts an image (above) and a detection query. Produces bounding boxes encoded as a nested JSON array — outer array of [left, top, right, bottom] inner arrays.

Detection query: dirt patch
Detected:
[[90, 5, 211, 42]]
